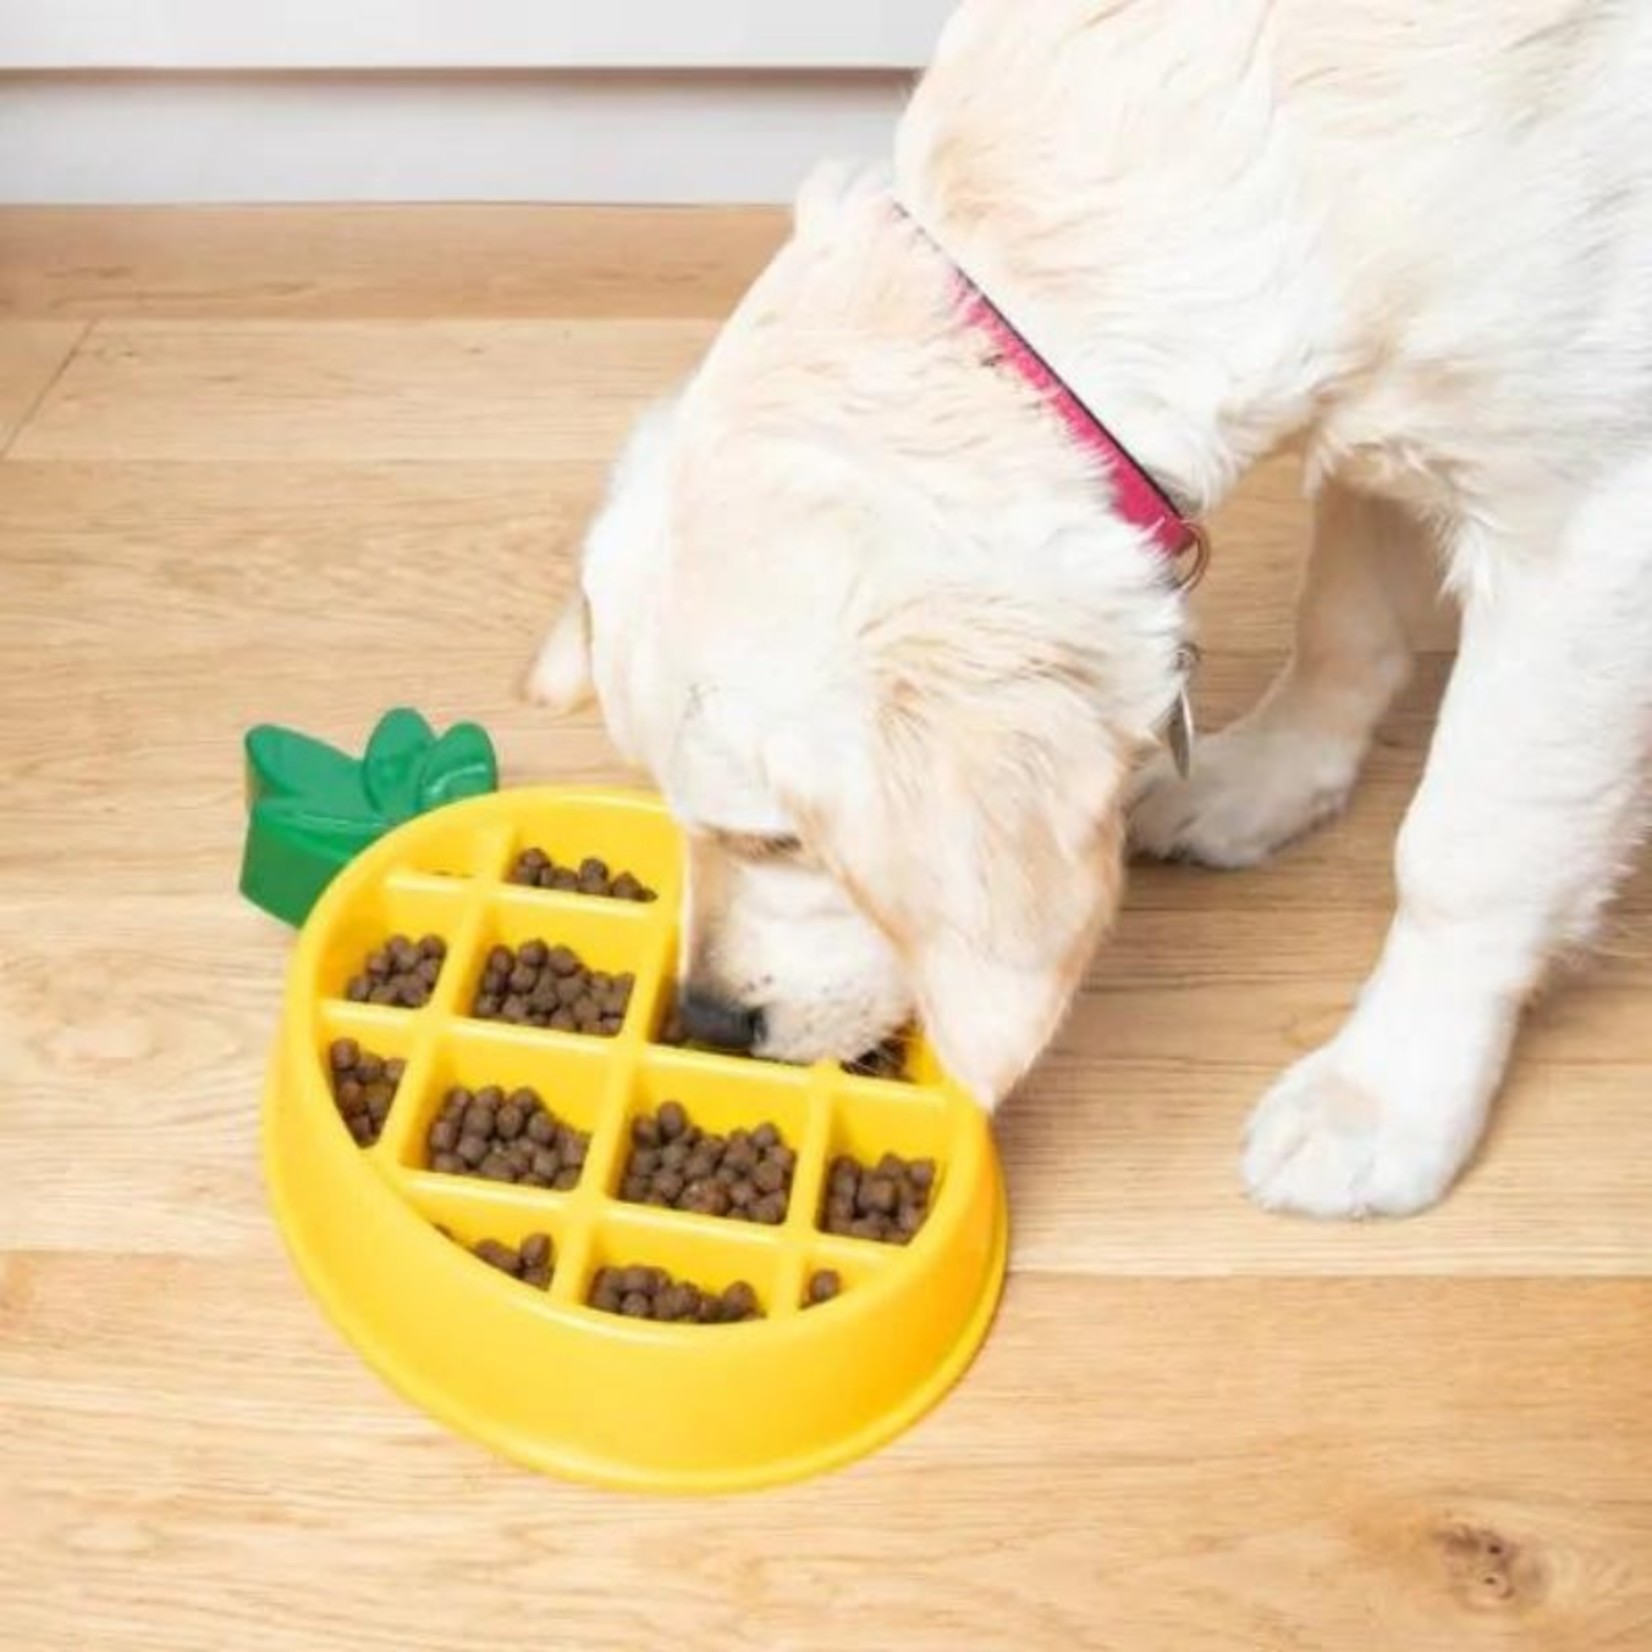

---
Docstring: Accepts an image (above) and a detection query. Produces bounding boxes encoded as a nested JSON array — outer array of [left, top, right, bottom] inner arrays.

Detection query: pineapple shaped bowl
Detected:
[[263, 787, 1009, 1493]]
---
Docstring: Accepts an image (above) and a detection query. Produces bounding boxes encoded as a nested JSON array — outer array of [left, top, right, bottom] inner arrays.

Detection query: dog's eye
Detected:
[[715, 830, 804, 863]]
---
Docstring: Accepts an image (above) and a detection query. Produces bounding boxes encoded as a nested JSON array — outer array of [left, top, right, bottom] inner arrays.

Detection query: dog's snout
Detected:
[[679, 988, 765, 1053]]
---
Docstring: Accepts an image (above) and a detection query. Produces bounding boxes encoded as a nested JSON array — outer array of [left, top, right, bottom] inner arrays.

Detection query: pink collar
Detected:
[[907, 213, 1208, 575]]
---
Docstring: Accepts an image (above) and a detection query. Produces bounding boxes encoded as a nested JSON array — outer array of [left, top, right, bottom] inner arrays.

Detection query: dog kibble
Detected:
[[455, 1230, 556, 1290], [588, 1264, 764, 1324], [509, 847, 658, 903], [470, 937, 632, 1036], [425, 1083, 589, 1189], [820, 1151, 936, 1244], [343, 932, 446, 1008], [841, 1035, 912, 1082], [619, 1104, 795, 1224], [805, 1269, 843, 1307], [326, 1038, 404, 1146]]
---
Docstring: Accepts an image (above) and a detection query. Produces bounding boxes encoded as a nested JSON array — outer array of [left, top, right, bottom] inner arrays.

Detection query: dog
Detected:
[[530, 0, 1652, 1218]]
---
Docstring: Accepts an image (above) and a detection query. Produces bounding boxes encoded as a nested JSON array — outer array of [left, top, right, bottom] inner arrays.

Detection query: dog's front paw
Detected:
[[1241, 1045, 1481, 1219], [1130, 718, 1362, 869]]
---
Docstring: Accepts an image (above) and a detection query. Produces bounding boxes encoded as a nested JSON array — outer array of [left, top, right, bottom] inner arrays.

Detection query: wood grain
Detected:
[[1, 208, 1648, 1652], [0, 205, 786, 320], [12, 320, 719, 463], [0, 320, 86, 450], [2, 1261, 1648, 1652]]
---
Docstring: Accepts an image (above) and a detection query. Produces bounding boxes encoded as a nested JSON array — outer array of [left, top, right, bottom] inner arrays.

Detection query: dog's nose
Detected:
[[678, 989, 765, 1053]]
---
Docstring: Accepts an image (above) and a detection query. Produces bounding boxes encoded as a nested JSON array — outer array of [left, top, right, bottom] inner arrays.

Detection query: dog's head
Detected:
[[531, 172, 1184, 1106]]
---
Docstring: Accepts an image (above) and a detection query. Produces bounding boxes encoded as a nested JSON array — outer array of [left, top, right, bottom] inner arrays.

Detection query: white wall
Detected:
[[4, 0, 952, 70], [0, 0, 954, 204]]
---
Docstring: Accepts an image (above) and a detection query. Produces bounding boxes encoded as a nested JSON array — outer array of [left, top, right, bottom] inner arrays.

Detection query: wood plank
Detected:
[[0, 206, 785, 321], [0, 320, 85, 450], [11, 319, 717, 463], [2, 1261, 1648, 1652]]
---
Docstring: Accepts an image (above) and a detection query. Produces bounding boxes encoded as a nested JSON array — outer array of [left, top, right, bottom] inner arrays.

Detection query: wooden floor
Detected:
[[3, 208, 1649, 1652]]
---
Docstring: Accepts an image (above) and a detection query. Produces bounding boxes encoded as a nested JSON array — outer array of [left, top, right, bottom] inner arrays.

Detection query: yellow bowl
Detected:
[[263, 787, 1008, 1493]]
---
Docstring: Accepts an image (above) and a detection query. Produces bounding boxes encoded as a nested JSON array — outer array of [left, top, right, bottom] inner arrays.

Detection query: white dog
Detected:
[[532, 0, 1652, 1218]]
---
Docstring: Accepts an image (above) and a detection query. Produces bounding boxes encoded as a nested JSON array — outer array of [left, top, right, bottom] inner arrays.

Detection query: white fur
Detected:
[[534, 0, 1652, 1216]]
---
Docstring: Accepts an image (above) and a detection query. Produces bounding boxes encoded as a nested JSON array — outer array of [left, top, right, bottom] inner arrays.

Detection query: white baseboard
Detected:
[[0, 71, 914, 204]]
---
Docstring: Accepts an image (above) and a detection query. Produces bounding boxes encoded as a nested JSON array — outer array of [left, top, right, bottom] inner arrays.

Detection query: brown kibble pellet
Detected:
[[860, 1177, 899, 1216], [432, 1152, 463, 1174], [456, 1134, 489, 1168], [328, 1038, 359, 1071], [655, 1284, 694, 1321], [657, 1101, 688, 1141], [474, 1238, 520, 1275], [552, 1166, 581, 1191], [520, 1233, 553, 1271], [806, 1270, 842, 1306], [753, 1191, 788, 1225], [720, 1282, 760, 1320]]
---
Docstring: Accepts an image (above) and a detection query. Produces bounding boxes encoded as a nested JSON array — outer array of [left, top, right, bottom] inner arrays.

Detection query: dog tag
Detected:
[[1167, 643, 1199, 778], [1167, 688, 1195, 778]]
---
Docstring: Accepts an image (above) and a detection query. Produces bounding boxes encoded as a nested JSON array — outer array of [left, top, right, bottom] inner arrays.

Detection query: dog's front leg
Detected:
[[1132, 479, 1438, 866], [1243, 457, 1652, 1217]]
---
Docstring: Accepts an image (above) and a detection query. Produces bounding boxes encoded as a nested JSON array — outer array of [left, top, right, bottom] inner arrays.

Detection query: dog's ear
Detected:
[[525, 390, 686, 715], [793, 159, 894, 243], [771, 588, 1134, 1107], [524, 590, 593, 711]]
